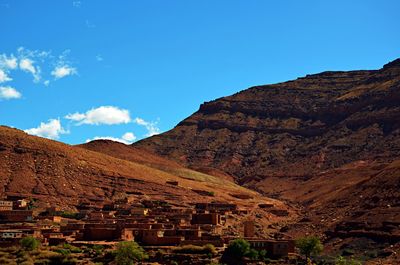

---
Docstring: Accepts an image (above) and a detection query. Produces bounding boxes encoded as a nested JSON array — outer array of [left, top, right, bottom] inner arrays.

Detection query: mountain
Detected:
[[0, 126, 281, 216], [134, 59, 400, 257], [135, 59, 400, 184]]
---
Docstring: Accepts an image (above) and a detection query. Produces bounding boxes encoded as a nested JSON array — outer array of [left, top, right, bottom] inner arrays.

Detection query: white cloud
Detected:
[[0, 86, 21, 100], [51, 65, 77, 79], [0, 48, 77, 86], [134, 117, 161, 137], [0, 54, 18, 70], [0, 69, 12, 83], [65, 106, 131, 125], [24, 119, 68, 140], [86, 132, 137, 145], [19, 58, 41, 82], [122, 132, 136, 142]]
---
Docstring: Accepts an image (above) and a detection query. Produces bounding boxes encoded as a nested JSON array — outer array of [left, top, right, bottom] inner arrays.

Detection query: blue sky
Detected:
[[0, 1, 399, 144]]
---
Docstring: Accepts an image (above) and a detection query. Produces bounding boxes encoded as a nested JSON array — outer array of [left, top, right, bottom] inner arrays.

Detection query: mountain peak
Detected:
[[383, 58, 400, 69]]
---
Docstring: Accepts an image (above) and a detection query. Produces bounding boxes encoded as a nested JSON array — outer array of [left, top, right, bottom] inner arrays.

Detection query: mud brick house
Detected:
[[184, 233, 224, 247], [0, 228, 42, 247], [42, 232, 67, 245], [14, 199, 28, 210], [82, 223, 121, 241], [164, 227, 202, 240], [195, 203, 237, 213], [130, 208, 149, 216], [60, 222, 85, 237], [0, 229, 24, 239], [191, 213, 221, 225], [0, 201, 13, 211], [142, 200, 170, 208], [140, 229, 183, 246], [247, 239, 295, 258], [87, 211, 105, 221], [120, 228, 134, 241], [0, 210, 33, 222]]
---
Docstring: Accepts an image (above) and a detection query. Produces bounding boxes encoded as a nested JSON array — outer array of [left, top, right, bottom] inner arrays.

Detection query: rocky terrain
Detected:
[[135, 59, 400, 183], [135, 58, 400, 261], [0, 126, 292, 237]]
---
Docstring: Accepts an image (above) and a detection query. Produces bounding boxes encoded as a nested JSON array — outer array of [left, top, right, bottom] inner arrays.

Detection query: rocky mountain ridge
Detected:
[[135, 58, 400, 183]]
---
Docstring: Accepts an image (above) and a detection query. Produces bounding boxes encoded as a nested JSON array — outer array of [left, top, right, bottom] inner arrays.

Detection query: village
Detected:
[[0, 180, 296, 264]]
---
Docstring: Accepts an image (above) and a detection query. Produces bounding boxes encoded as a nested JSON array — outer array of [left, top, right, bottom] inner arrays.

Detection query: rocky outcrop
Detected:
[[135, 59, 400, 183]]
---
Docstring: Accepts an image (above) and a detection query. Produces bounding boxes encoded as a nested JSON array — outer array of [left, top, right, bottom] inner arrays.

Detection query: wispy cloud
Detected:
[[19, 58, 41, 82], [96, 54, 103, 62], [51, 65, 77, 79], [0, 69, 12, 83], [65, 106, 131, 125], [72, 1, 81, 8], [134, 117, 161, 137], [0, 86, 21, 100], [51, 49, 78, 80], [0, 54, 17, 70], [0, 47, 78, 87], [25, 119, 68, 140], [86, 132, 137, 145]]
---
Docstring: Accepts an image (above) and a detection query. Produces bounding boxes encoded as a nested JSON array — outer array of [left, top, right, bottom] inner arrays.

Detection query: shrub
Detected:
[[60, 211, 79, 219], [115, 241, 148, 265], [173, 244, 217, 256], [55, 248, 71, 256], [20, 237, 40, 251], [295, 236, 323, 261], [335, 256, 362, 265], [62, 243, 82, 253], [247, 248, 259, 260], [224, 238, 251, 259], [259, 249, 268, 260]]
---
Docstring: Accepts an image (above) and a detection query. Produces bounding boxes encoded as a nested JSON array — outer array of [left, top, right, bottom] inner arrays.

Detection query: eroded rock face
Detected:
[[135, 59, 400, 183]]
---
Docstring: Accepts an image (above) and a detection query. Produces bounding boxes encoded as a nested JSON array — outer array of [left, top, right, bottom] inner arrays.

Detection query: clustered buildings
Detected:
[[0, 186, 294, 258]]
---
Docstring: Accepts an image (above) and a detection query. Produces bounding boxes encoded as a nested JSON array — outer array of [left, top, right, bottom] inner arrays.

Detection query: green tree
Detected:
[[20, 236, 40, 251], [295, 236, 323, 261], [224, 238, 251, 259], [115, 241, 148, 265]]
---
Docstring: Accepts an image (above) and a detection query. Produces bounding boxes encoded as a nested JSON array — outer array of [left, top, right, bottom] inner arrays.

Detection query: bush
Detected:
[[55, 248, 71, 256], [246, 248, 259, 260], [62, 244, 82, 253], [20, 237, 40, 251], [295, 236, 323, 261], [60, 211, 79, 219], [225, 239, 250, 259], [259, 249, 268, 260], [172, 244, 217, 256], [335, 256, 362, 265], [115, 241, 148, 265]]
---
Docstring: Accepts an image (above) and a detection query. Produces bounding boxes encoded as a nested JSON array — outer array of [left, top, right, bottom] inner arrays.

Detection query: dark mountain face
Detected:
[[134, 59, 400, 184]]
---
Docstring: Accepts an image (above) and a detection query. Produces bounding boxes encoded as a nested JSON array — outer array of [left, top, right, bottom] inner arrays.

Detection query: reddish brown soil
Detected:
[[0, 126, 293, 235]]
